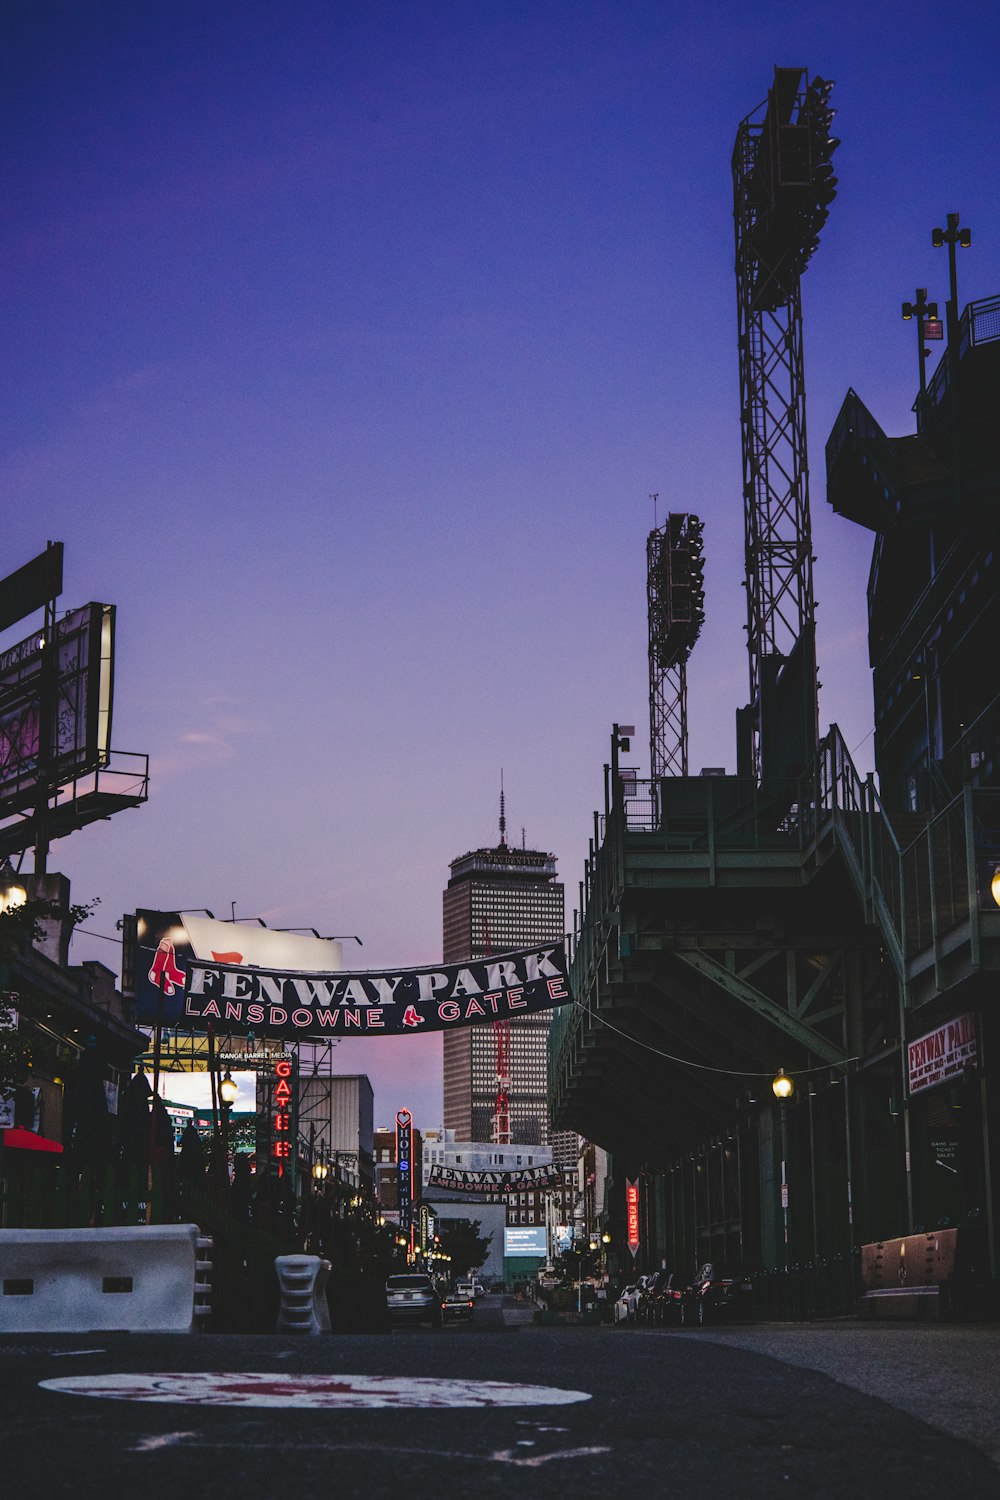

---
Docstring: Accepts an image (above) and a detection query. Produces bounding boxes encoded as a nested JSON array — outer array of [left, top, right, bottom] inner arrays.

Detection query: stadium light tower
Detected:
[[647, 513, 706, 779], [732, 68, 839, 780]]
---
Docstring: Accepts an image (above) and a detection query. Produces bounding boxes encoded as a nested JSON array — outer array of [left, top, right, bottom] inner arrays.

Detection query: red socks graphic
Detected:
[[148, 938, 185, 996]]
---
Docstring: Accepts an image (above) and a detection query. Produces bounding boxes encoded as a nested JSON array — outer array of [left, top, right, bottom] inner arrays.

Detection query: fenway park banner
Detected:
[[427, 1164, 564, 1195], [135, 910, 572, 1040]]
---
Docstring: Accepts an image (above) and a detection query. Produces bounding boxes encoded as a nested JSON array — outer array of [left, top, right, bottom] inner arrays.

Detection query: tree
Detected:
[[0, 896, 96, 1092], [436, 1217, 492, 1275]]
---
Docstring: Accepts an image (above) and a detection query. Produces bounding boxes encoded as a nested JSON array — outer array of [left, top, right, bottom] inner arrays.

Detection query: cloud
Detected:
[[150, 703, 268, 777]]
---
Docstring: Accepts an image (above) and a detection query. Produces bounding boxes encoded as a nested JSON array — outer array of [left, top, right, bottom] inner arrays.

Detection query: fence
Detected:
[[746, 1254, 861, 1321]]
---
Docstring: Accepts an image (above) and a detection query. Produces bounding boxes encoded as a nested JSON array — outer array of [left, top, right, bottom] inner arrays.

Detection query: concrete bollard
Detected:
[[195, 1235, 213, 1322], [274, 1254, 331, 1334], [0, 1224, 208, 1333]]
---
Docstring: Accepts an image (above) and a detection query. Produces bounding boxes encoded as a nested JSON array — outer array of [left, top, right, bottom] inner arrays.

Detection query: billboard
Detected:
[[0, 602, 114, 818], [428, 1164, 563, 1195], [0, 544, 63, 635], [503, 1225, 547, 1258], [135, 910, 572, 1040]]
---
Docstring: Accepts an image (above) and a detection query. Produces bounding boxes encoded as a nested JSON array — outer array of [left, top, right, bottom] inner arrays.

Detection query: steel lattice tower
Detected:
[[732, 68, 838, 778], [648, 514, 705, 779]]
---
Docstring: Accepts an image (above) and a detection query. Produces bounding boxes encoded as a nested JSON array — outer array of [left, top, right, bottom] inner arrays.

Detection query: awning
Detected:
[[2, 1127, 63, 1154]]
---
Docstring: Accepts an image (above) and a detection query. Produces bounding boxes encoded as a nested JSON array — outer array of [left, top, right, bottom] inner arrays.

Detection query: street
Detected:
[[2, 1296, 998, 1499]]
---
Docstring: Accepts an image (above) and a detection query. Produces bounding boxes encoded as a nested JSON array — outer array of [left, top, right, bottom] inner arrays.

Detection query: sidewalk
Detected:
[[500, 1294, 540, 1328], [664, 1321, 1000, 1467]]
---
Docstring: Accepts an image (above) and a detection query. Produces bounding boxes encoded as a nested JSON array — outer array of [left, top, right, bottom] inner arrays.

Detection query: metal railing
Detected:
[[918, 294, 1000, 426], [747, 1253, 860, 1321], [559, 726, 997, 1104]]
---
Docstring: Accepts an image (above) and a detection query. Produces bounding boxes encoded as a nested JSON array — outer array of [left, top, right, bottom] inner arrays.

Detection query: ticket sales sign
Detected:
[[135, 910, 572, 1041], [907, 1014, 977, 1096]]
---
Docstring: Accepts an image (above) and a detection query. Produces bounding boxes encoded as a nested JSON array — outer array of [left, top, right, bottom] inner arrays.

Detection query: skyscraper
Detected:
[[442, 814, 564, 1145]]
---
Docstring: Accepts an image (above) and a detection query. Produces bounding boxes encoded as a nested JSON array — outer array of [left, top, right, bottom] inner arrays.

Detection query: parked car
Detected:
[[635, 1272, 664, 1324], [638, 1271, 686, 1325], [679, 1263, 752, 1327], [613, 1283, 641, 1325], [385, 1273, 442, 1328], [441, 1291, 475, 1323]]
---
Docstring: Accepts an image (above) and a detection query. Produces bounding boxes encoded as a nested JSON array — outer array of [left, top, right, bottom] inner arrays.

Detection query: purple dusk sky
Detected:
[[3, 2, 997, 1128]]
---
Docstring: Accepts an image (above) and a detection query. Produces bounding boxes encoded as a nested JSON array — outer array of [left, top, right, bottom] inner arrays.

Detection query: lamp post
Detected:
[[901, 288, 940, 398], [0, 860, 28, 913], [932, 212, 972, 355], [772, 1069, 795, 1269], [219, 1069, 238, 1181]]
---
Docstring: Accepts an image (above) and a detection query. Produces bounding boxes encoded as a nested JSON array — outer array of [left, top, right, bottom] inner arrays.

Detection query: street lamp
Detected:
[[219, 1070, 238, 1176], [771, 1070, 795, 1268], [901, 288, 941, 398], [0, 860, 27, 914], [932, 212, 972, 353]]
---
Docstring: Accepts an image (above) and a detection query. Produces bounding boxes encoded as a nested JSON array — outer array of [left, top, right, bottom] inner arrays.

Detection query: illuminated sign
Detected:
[[396, 1108, 413, 1233], [135, 911, 573, 1039], [503, 1225, 547, 1257], [626, 1179, 640, 1259], [272, 1059, 293, 1173], [908, 1014, 976, 1096], [218, 1043, 288, 1072]]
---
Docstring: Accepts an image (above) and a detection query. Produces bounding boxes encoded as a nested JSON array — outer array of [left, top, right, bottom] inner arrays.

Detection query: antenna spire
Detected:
[[498, 770, 507, 847]]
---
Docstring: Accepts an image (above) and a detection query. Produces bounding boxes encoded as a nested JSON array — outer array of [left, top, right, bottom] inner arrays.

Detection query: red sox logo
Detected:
[[147, 938, 186, 996]]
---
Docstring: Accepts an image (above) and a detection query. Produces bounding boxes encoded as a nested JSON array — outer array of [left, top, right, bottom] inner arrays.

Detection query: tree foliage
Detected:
[[0, 896, 97, 1092], [436, 1217, 492, 1275]]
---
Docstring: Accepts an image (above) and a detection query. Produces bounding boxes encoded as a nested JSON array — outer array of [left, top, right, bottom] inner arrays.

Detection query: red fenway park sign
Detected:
[[135, 910, 572, 1040]]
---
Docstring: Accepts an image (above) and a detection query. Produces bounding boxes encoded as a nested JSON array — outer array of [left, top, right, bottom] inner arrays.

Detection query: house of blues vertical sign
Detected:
[[397, 1108, 413, 1237]]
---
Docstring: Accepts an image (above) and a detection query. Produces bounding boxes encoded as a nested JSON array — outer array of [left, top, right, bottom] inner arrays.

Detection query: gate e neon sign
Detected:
[[273, 1059, 293, 1174]]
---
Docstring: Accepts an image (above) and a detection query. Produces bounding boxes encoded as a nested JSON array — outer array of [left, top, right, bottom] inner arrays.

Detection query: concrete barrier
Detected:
[[275, 1254, 331, 1334], [859, 1228, 958, 1319], [0, 1224, 210, 1333]]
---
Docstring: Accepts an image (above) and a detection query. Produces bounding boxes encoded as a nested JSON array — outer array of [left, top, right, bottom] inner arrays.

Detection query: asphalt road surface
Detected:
[[2, 1301, 998, 1499]]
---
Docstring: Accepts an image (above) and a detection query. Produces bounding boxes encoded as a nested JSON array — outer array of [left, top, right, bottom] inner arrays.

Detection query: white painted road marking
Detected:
[[131, 1432, 197, 1452], [125, 1436, 611, 1466], [41, 1372, 592, 1410], [491, 1446, 612, 1467]]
